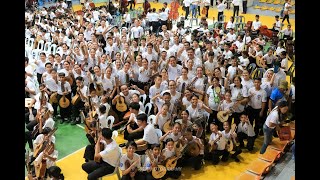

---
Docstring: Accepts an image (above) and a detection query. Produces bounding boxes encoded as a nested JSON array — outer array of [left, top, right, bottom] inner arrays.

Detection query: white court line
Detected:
[[76, 124, 85, 129], [56, 146, 86, 162]]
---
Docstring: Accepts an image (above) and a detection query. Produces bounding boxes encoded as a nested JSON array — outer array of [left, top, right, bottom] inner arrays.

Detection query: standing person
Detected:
[[232, 0, 240, 18], [82, 128, 122, 180], [190, 0, 200, 18], [217, 0, 227, 21], [237, 111, 256, 151], [203, 0, 210, 18], [242, 0, 247, 14], [282, 0, 292, 25], [183, 0, 191, 20], [260, 101, 289, 154]]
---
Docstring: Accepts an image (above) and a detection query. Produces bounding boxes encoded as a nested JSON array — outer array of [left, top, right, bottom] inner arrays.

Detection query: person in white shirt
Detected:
[[247, 78, 267, 136], [131, 19, 144, 39], [217, 0, 227, 21], [135, 113, 160, 149], [237, 112, 256, 151], [183, 0, 191, 19], [251, 15, 262, 35], [232, 0, 240, 17], [260, 101, 289, 154], [207, 122, 228, 165], [119, 141, 144, 179], [82, 128, 121, 179], [279, 51, 288, 72]]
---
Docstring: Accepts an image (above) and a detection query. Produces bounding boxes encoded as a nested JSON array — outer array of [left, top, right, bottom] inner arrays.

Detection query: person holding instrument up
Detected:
[[71, 76, 88, 125]]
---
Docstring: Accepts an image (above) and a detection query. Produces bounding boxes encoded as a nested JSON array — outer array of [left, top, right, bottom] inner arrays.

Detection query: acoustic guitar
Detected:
[[71, 91, 81, 105], [115, 77, 128, 112], [256, 56, 267, 68], [34, 127, 58, 157], [226, 123, 237, 152], [165, 143, 188, 170], [145, 149, 167, 179], [26, 151, 33, 180], [208, 133, 222, 152], [35, 142, 55, 179]]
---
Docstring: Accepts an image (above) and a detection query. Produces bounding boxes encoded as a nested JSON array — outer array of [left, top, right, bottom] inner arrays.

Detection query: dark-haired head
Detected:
[[126, 141, 138, 149], [101, 128, 113, 140]]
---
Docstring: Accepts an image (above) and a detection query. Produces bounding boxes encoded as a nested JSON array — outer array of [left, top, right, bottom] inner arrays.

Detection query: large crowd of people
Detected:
[[25, 0, 295, 179]]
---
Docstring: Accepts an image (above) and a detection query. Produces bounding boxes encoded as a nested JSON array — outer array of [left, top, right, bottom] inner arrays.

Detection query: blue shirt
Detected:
[[270, 88, 292, 107]]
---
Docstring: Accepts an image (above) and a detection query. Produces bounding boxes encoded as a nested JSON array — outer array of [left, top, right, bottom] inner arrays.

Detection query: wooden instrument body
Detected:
[[35, 142, 55, 178], [217, 111, 229, 122], [59, 95, 70, 108], [71, 93, 81, 105], [49, 92, 58, 104], [146, 150, 167, 179], [162, 119, 172, 134], [34, 128, 57, 157], [186, 141, 200, 157], [279, 126, 292, 141], [116, 96, 128, 112], [256, 56, 267, 68], [95, 82, 104, 96], [226, 124, 237, 152], [208, 134, 222, 152]]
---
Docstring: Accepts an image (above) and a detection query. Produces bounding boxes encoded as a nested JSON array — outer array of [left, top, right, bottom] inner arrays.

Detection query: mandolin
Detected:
[[165, 143, 188, 170], [186, 141, 201, 157], [256, 56, 267, 68], [226, 124, 237, 152], [59, 81, 70, 108], [49, 92, 58, 104], [71, 89, 81, 105], [145, 149, 167, 179], [217, 110, 230, 123]]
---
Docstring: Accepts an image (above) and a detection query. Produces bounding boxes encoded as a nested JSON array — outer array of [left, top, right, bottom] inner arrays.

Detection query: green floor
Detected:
[[25, 119, 88, 176]]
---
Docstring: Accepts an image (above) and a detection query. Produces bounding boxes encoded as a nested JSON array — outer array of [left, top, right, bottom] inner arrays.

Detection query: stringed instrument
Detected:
[[185, 141, 201, 157], [115, 77, 128, 112], [165, 143, 188, 170], [49, 92, 58, 104], [208, 133, 222, 152], [93, 118, 105, 163], [35, 142, 55, 179], [256, 56, 267, 68], [34, 127, 58, 158], [71, 86, 82, 105], [217, 110, 230, 123], [125, 159, 137, 179], [226, 123, 237, 152], [31, 108, 49, 138], [59, 81, 70, 108], [93, 74, 104, 96], [26, 151, 34, 180], [145, 149, 167, 179]]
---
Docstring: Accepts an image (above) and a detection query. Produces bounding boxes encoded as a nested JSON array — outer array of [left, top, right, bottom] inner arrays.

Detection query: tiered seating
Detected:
[[254, 0, 295, 14], [236, 121, 295, 179]]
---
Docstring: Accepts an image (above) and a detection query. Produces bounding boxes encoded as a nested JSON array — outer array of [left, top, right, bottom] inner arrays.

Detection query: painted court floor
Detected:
[[25, 2, 294, 180]]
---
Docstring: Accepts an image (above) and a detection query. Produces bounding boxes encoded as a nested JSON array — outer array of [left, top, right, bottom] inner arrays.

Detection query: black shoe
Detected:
[[239, 144, 245, 148], [119, 143, 126, 147]]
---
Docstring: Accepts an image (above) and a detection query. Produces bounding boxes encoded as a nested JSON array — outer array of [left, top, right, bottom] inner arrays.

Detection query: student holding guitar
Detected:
[[56, 72, 72, 124], [143, 144, 166, 180], [71, 76, 88, 125], [222, 121, 242, 162], [161, 138, 182, 179], [179, 127, 204, 170], [206, 122, 229, 165], [119, 141, 144, 180]]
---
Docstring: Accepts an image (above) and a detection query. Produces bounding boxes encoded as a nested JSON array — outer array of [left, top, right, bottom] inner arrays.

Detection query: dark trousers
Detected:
[[72, 100, 85, 121], [178, 154, 203, 170], [218, 12, 223, 21], [233, 6, 239, 17], [208, 110, 221, 131], [230, 112, 242, 126], [26, 120, 38, 132], [290, 102, 295, 120], [37, 73, 42, 85], [247, 106, 264, 135], [163, 167, 182, 179], [142, 171, 156, 180], [57, 94, 72, 120], [84, 144, 95, 162], [282, 14, 290, 24], [66, 1, 72, 8], [25, 108, 37, 125], [210, 149, 229, 165], [211, 0, 214, 6], [25, 131, 34, 150], [198, 5, 201, 16], [205, 6, 209, 18], [185, 6, 190, 19], [242, 1, 247, 13], [128, 1, 135, 10], [237, 132, 255, 151], [231, 145, 242, 157], [82, 160, 115, 180], [121, 171, 145, 180], [124, 122, 144, 141]]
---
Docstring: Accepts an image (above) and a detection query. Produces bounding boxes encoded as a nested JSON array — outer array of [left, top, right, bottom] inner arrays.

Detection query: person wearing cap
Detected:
[[268, 79, 292, 114], [260, 101, 289, 154]]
